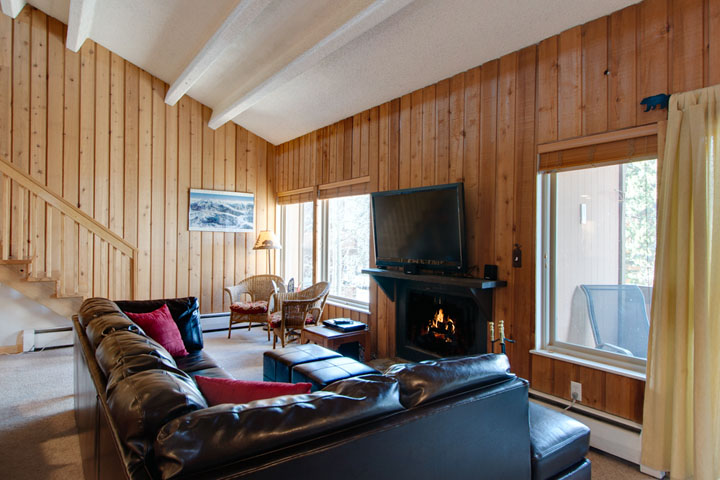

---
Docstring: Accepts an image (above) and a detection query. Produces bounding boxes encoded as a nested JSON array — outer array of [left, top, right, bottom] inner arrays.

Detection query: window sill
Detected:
[[530, 349, 646, 381], [326, 297, 371, 316]]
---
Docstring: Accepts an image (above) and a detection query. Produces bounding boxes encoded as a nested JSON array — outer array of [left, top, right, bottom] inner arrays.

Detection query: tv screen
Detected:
[[371, 183, 466, 272]]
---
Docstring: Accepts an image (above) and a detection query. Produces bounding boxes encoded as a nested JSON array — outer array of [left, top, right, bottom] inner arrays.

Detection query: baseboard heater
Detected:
[[23, 326, 73, 352], [529, 389, 664, 479]]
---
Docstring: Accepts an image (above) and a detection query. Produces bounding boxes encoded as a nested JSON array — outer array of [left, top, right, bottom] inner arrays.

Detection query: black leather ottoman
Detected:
[[263, 344, 342, 382], [291, 356, 379, 391], [529, 403, 591, 480]]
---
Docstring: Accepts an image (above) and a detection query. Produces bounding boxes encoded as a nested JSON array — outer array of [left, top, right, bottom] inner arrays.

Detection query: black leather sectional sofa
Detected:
[[73, 297, 590, 480]]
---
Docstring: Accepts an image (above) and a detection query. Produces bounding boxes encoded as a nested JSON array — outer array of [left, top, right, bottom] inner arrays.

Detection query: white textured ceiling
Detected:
[[25, 0, 639, 145]]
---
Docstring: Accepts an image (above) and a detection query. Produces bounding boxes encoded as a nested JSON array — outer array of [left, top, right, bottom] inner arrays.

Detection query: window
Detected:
[[278, 202, 314, 290], [540, 158, 657, 371], [320, 195, 370, 308], [278, 194, 370, 309]]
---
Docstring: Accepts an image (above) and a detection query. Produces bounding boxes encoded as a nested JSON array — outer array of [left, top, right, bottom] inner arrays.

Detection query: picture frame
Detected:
[[188, 189, 254, 233]]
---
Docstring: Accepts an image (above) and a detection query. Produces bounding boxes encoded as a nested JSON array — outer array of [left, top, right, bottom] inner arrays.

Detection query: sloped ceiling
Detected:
[[19, 0, 639, 145]]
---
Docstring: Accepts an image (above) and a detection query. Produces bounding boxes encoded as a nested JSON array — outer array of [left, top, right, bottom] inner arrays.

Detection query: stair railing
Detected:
[[0, 157, 138, 300]]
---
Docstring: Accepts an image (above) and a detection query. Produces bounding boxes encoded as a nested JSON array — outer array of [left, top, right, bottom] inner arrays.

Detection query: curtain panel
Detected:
[[641, 85, 720, 479]]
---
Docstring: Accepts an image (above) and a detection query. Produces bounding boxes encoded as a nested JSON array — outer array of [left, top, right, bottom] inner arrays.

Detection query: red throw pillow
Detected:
[[195, 376, 312, 406], [124, 304, 189, 357]]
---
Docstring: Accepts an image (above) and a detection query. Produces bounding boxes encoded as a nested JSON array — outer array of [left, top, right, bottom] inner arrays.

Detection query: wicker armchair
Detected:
[[269, 281, 330, 348], [225, 275, 286, 340]]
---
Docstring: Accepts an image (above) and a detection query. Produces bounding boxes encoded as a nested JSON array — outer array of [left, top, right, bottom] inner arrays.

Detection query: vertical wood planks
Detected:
[[537, 37, 558, 144], [30, 9, 47, 278], [164, 100, 178, 298], [493, 52, 517, 367], [558, 27, 582, 139], [94, 45, 110, 297], [581, 17, 608, 135], [12, 8, 30, 260], [63, 39, 80, 294], [78, 42, 95, 296], [637, 0, 669, 123], [609, 6, 638, 130], [511, 46, 537, 381], [670, 0, 704, 93]]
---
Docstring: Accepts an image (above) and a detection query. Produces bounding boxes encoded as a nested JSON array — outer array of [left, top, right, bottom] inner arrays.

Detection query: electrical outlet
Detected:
[[570, 381, 582, 403]]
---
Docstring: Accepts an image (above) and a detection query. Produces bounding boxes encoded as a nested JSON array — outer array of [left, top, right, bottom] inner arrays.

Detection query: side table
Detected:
[[301, 323, 369, 361]]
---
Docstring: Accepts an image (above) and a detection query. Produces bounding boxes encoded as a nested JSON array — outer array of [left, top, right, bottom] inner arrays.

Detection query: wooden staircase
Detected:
[[0, 157, 138, 313]]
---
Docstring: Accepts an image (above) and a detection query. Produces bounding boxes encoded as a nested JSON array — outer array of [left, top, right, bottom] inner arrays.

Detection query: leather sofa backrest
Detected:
[[78, 297, 125, 328], [107, 369, 208, 475], [153, 375, 403, 479], [95, 330, 176, 378], [116, 297, 204, 351], [85, 312, 145, 349], [385, 353, 515, 408]]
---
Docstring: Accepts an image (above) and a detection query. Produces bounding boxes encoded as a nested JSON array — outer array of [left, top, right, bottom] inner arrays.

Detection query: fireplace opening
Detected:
[[403, 290, 481, 359]]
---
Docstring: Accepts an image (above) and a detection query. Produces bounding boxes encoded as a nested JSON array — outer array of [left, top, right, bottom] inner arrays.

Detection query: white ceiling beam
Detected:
[[66, 0, 97, 53], [165, 0, 272, 106], [0, 0, 26, 18], [208, 0, 416, 130]]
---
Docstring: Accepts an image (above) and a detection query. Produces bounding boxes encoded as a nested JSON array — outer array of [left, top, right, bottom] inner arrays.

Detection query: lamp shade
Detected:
[[253, 230, 282, 250]]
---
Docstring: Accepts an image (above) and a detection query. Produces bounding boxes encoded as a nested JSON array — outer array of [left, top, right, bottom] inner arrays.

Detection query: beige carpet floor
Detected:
[[0, 325, 654, 479]]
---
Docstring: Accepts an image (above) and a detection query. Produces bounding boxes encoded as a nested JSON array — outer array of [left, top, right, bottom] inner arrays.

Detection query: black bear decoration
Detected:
[[640, 93, 670, 112]]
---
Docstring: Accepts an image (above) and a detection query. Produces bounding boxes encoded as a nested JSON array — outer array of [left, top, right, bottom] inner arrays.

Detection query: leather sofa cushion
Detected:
[[85, 312, 145, 349], [154, 375, 402, 479], [384, 353, 515, 408], [95, 330, 176, 377], [108, 369, 207, 474], [78, 297, 125, 328], [106, 354, 187, 395], [529, 403, 590, 480], [174, 350, 221, 373], [116, 297, 203, 352]]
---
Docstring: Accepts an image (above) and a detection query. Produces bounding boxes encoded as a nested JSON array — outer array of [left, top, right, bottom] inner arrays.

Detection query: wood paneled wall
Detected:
[[0, 7, 275, 314], [274, 0, 720, 423]]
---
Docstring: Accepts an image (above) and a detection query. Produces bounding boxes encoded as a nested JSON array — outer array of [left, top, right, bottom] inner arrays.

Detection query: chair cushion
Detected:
[[195, 376, 312, 406], [230, 301, 268, 314], [124, 304, 189, 358], [269, 311, 316, 328], [529, 402, 590, 480]]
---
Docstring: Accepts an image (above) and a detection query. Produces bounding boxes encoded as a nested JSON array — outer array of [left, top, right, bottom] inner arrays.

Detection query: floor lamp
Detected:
[[253, 230, 282, 274]]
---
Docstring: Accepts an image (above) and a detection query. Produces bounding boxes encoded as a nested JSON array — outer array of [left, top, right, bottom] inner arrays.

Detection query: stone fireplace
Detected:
[[363, 268, 505, 362]]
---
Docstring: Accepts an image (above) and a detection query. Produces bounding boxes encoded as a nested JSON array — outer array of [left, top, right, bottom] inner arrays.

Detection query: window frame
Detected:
[[278, 195, 371, 311], [318, 195, 370, 310], [278, 201, 314, 291], [539, 165, 652, 375]]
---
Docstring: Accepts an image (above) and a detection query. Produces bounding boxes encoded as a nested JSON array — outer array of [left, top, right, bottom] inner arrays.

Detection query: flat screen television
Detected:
[[371, 183, 467, 273]]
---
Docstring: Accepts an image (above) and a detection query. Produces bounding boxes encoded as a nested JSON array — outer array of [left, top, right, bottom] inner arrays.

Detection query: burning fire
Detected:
[[424, 308, 455, 343]]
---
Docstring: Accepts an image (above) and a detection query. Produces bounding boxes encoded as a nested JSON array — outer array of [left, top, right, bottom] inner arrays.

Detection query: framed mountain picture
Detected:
[[188, 189, 254, 233]]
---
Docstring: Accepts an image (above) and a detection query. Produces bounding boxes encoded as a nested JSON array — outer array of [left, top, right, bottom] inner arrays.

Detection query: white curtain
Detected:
[[641, 85, 720, 479]]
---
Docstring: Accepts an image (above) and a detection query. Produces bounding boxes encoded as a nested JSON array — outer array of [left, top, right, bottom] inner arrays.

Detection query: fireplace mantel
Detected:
[[362, 268, 506, 302]]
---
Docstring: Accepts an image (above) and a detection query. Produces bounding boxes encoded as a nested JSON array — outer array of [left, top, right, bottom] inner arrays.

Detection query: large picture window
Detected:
[[278, 194, 370, 310], [540, 158, 657, 371], [320, 195, 370, 308]]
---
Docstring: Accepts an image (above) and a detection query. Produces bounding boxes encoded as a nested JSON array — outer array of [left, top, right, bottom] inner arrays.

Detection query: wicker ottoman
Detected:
[[290, 356, 378, 391], [263, 344, 342, 382]]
